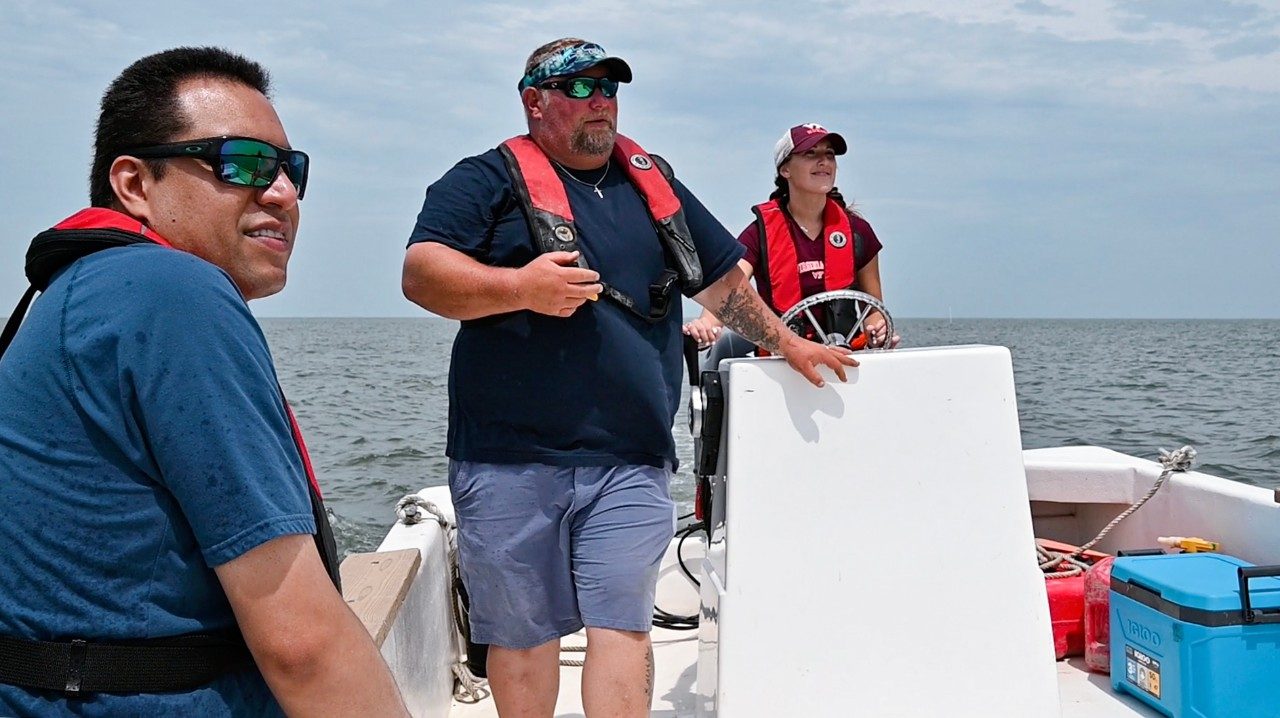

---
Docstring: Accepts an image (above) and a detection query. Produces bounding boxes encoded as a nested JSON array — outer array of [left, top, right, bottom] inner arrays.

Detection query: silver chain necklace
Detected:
[[552, 158, 610, 199]]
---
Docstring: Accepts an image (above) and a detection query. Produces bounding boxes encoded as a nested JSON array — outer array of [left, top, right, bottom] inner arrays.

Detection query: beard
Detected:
[[571, 121, 616, 155]]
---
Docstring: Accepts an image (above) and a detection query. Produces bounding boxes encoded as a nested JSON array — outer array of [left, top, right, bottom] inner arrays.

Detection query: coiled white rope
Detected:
[[395, 494, 447, 526], [1039, 546, 1093, 579], [451, 663, 490, 704], [1040, 445, 1196, 577]]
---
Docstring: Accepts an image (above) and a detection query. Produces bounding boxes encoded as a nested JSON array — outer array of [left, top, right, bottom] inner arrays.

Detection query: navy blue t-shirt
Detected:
[[0, 244, 315, 716], [409, 147, 743, 468]]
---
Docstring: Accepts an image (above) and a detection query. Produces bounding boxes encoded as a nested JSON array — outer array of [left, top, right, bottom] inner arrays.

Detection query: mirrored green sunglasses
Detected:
[[539, 76, 620, 100], [124, 135, 310, 199]]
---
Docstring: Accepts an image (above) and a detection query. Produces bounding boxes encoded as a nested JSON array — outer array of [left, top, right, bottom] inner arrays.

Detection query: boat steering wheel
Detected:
[[778, 290, 895, 350]]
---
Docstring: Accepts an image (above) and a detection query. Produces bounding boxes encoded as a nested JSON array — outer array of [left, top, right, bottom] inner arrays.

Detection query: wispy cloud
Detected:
[[3, 0, 1277, 318]]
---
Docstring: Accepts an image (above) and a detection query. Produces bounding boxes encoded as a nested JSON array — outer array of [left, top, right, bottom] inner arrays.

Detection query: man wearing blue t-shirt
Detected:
[[0, 48, 407, 716], [403, 37, 856, 716]]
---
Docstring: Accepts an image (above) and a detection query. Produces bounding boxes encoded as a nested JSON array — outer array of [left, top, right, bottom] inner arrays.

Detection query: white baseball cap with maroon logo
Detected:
[[773, 123, 848, 168]]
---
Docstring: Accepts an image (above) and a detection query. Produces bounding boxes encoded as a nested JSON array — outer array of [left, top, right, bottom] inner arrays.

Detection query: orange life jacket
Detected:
[[498, 134, 702, 321], [752, 198, 856, 314]]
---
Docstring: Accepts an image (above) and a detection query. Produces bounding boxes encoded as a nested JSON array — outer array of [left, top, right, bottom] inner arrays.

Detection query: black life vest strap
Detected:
[[306, 461, 342, 589], [618, 153, 683, 323], [599, 268, 679, 324], [0, 286, 37, 359], [26, 228, 157, 291], [0, 632, 251, 697], [2, 228, 156, 360]]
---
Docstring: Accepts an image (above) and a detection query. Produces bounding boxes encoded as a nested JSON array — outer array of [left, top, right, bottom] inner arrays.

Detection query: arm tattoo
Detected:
[[644, 644, 655, 701], [715, 283, 786, 354]]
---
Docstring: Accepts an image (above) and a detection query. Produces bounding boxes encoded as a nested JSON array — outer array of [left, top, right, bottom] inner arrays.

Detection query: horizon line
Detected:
[[251, 315, 1280, 322]]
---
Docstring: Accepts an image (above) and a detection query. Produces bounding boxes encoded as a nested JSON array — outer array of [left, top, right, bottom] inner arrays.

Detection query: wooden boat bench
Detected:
[[340, 548, 422, 647]]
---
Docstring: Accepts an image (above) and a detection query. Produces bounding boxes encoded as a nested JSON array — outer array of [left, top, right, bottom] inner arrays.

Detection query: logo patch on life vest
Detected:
[[828, 231, 848, 248], [554, 225, 575, 243], [629, 154, 653, 170]]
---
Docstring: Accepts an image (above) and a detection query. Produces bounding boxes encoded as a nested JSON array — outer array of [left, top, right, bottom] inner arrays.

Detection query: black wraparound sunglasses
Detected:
[[539, 76, 620, 99], [124, 136, 310, 199]]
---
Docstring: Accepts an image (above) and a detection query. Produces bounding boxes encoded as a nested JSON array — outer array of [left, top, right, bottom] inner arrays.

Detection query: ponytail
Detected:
[[768, 174, 789, 204]]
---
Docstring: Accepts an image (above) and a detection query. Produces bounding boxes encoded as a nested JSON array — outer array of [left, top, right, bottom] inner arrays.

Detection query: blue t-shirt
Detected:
[[409, 147, 743, 468], [0, 244, 315, 716]]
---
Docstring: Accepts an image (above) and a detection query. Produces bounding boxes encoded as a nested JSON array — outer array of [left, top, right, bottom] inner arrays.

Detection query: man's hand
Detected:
[[694, 264, 862, 388], [404, 243, 601, 321], [516, 251, 603, 317], [778, 334, 859, 387], [682, 314, 724, 348]]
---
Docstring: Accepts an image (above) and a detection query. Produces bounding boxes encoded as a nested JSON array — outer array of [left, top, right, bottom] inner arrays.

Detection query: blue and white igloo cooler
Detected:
[[1110, 553, 1280, 717]]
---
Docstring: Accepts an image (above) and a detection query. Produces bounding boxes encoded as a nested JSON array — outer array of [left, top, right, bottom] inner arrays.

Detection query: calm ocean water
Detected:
[[261, 318, 1280, 557]]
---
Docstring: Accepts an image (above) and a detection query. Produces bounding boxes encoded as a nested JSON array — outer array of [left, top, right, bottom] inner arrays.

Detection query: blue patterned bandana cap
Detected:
[[519, 42, 633, 90]]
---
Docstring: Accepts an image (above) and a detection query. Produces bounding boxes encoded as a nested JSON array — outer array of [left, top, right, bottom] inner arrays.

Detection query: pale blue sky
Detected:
[[2, 0, 1277, 318]]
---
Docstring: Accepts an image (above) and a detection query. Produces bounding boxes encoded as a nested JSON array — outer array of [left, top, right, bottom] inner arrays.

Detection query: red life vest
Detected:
[[498, 134, 702, 321], [751, 198, 856, 314], [51, 207, 175, 245]]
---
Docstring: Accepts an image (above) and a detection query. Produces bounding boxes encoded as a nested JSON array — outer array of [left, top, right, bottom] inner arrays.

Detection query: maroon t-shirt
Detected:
[[739, 208, 882, 309]]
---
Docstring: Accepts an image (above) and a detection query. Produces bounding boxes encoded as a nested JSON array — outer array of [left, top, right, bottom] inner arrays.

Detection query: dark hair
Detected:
[[768, 173, 850, 210], [90, 47, 271, 208]]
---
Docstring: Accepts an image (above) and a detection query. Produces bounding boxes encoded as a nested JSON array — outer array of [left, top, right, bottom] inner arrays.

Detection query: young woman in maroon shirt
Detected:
[[683, 123, 888, 347]]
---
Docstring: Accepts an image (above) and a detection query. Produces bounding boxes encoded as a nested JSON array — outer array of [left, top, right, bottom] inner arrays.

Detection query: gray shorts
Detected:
[[449, 461, 675, 649]]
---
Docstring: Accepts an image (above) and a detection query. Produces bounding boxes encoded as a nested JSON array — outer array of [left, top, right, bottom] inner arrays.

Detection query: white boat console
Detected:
[[695, 346, 1062, 717]]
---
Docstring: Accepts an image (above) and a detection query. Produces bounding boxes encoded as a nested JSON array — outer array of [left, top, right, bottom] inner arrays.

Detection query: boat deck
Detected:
[[450, 625, 1160, 717], [384, 445, 1280, 716], [449, 624, 700, 717], [447, 538, 1161, 717], [1057, 657, 1161, 717]]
